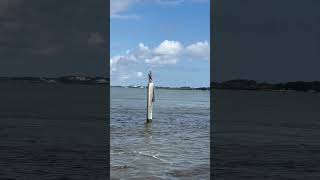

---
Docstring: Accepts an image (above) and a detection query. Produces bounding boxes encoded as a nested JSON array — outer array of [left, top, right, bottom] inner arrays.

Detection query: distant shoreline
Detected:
[[1, 76, 319, 92], [111, 85, 210, 90], [0, 76, 109, 85], [211, 79, 320, 93]]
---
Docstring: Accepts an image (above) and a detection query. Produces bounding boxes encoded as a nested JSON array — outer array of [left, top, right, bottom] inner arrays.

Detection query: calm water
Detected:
[[2, 82, 319, 179], [213, 90, 320, 179], [0, 82, 108, 179], [111, 87, 210, 179]]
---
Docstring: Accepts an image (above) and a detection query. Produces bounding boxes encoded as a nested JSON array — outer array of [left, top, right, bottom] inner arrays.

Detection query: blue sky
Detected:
[[110, 0, 210, 87]]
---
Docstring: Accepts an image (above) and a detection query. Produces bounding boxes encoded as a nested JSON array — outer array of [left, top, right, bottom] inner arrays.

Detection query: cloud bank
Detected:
[[110, 40, 209, 84]]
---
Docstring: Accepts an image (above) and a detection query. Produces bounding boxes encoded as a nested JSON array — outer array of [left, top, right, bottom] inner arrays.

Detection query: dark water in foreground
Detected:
[[111, 87, 210, 179], [0, 82, 108, 179], [213, 90, 320, 180], [3, 83, 317, 179]]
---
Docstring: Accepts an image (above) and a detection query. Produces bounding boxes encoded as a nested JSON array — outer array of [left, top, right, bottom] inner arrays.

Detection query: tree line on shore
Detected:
[[211, 79, 320, 92]]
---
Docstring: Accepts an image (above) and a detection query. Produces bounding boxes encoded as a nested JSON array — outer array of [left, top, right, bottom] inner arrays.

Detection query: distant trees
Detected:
[[211, 79, 320, 92]]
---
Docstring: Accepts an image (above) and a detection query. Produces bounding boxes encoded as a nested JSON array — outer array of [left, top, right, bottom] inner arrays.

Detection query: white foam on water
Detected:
[[138, 151, 170, 164]]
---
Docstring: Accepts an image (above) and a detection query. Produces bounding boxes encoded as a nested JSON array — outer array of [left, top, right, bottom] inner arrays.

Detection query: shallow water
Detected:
[[0, 82, 108, 179], [111, 87, 210, 179], [213, 90, 320, 179]]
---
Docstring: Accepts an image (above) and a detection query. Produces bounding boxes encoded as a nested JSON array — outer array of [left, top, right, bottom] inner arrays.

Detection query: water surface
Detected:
[[111, 87, 210, 179], [0, 82, 108, 179], [213, 90, 320, 179]]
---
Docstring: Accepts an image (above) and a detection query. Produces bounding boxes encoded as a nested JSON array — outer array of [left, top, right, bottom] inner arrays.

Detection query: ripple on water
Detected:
[[111, 87, 210, 179]]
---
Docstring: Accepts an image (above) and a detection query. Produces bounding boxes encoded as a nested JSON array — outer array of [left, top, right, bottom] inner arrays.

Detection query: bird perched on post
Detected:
[[148, 70, 153, 83]]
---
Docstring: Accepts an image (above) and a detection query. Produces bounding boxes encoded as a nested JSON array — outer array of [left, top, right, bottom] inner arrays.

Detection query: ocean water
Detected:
[[213, 90, 320, 179], [0, 82, 108, 179], [111, 87, 210, 179]]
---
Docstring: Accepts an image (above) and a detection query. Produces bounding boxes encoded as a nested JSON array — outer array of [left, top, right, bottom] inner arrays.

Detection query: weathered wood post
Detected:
[[147, 71, 154, 123]]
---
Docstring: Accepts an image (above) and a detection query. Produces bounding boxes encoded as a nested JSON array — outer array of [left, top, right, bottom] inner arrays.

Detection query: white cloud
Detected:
[[137, 71, 143, 77], [145, 55, 178, 65], [185, 41, 210, 59], [144, 40, 183, 65], [154, 40, 183, 55], [135, 43, 150, 59], [111, 40, 209, 67], [110, 0, 208, 19], [110, 40, 209, 84], [110, 0, 140, 19], [139, 43, 149, 51], [110, 0, 134, 15]]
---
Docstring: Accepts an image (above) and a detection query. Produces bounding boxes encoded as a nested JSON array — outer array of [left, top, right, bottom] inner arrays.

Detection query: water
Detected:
[[111, 87, 210, 179], [213, 90, 320, 179], [0, 82, 108, 179]]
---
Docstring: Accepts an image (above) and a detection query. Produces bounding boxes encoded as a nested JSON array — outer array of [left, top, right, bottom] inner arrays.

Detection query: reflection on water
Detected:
[[143, 123, 153, 144]]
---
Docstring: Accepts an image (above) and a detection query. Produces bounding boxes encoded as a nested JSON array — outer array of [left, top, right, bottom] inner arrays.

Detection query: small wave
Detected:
[[110, 152, 125, 155], [138, 151, 170, 164]]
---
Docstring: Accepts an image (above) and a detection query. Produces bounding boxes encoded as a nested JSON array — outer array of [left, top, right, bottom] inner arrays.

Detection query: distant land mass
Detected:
[[1, 77, 319, 92], [0, 75, 109, 85], [211, 79, 320, 92], [112, 85, 210, 91]]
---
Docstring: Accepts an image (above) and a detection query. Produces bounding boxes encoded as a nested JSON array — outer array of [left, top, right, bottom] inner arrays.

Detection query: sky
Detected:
[[2, 0, 316, 84], [212, 0, 320, 83], [110, 0, 210, 87], [0, 0, 107, 77]]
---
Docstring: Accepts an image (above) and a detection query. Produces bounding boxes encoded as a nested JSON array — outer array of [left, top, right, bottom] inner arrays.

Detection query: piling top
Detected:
[[148, 70, 153, 83]]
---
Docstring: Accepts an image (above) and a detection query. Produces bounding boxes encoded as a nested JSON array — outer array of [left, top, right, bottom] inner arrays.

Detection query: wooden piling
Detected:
[[147, 82, 154, 123]]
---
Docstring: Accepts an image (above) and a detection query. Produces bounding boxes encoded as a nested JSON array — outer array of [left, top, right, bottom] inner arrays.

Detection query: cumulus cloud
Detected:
[[111, 40, 209, 67], [185, 41, 210, 59], [110, 40, 209, 84], [154, 40, 183, 55], [144, 40, 183, 65]]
